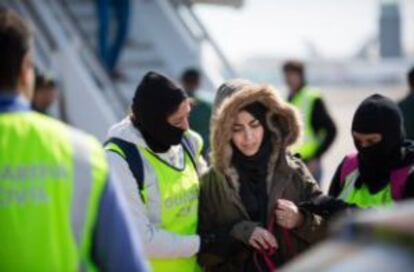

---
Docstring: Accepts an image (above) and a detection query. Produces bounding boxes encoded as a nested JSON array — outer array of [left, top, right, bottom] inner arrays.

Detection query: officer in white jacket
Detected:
[[105, 72, 208, 272]]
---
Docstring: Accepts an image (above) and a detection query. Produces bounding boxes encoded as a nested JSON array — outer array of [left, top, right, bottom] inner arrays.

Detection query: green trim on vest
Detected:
[[141, 147, 201, 272], [83, 136, 109, 271], [0, 112, 107, 272], [185, 130, 203, 157], [338, 169, 394, 209], [291, 87, 322, 160], [105, 142, 126, 159]]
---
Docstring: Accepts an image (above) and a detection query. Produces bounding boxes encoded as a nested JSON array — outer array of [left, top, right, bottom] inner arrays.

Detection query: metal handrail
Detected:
[[173, 0, 237, 78], [58, 0, 98, 56], [5, 0, 53, 71], [52, 0, 130, 114]]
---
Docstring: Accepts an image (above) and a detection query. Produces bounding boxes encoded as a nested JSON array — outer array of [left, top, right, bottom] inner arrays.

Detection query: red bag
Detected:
[[254, 214, 296, 272]]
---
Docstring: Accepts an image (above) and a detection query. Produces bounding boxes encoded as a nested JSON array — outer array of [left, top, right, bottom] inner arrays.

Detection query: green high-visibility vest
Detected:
[[140, 147, 200, 272], [105, 130, 201, 272], [0, 111, 108, 272], [290, 87, 323, 160], [338, 169, 394, 209]]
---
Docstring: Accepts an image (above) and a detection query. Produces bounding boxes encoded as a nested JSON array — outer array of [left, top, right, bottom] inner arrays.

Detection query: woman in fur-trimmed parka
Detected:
[[198, 81, 326, 271]]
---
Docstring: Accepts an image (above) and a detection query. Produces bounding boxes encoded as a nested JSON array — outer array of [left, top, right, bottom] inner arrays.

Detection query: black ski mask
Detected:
[[131, 71, 187, 153], [351, 94, 405, 186]]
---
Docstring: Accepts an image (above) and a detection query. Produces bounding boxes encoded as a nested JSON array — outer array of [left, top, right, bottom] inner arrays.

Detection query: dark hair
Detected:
[[181, 68, 200, 84], [0, 8, 32, 90], [282, 60, 305, 76], [35, 73, 56, 91], [241, 102, 268, 129], [408, 66, 414, 89]]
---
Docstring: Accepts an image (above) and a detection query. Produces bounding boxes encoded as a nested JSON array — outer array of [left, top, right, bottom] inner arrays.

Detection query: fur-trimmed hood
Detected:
[[210, 83, 302, 186]]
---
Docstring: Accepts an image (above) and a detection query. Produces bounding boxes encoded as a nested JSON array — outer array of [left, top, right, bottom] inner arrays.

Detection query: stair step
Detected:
[[120, 59, 165, 70], [115, 82, 139, 101], [89, 38, 154, 51], [120, 60, 165, 72], [66, 0, 95, 19], [115, 65, 171, 100], [125, 39, 154, 51], [78, 19, 97, 36], [120, 65, 168, 83], [119, 49, 162, 63]]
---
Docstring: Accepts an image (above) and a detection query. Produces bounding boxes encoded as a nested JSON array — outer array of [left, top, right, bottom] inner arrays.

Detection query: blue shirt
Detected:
[[0, 94, 31, 113]]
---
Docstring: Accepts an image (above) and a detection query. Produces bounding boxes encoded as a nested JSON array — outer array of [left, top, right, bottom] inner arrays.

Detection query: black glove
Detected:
[[299, 196, 357, 218], [199, 227, 238, 252], [199, 233, 218, 252]]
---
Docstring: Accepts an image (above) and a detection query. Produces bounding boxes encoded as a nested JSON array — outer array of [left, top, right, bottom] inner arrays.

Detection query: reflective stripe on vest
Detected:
[[290, 88, 322, 160], [0, 112, 107, 272], [140, 147, 201, 272], [71, 130, 101, 272], [338, 153, 412, 208], [338, 172, 394, 209]]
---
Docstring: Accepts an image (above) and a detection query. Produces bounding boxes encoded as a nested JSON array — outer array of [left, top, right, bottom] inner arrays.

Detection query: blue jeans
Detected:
[[97, 0, 130, 73]]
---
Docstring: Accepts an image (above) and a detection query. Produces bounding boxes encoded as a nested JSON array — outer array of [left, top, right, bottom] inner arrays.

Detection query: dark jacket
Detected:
[[189, 97, 212, 155], [399, 92, 414, 140], [288, 89, 337, 161], [198, 84, 327, 271]]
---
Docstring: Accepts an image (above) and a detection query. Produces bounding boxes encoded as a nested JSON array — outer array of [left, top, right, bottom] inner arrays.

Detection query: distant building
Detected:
[[379, 1, 402, 58]]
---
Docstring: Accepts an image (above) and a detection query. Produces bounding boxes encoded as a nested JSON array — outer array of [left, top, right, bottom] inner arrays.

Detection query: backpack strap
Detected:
[[104, 134, 200, 201], [340, 153, 359, 186], [181, 134, 198, 172], [391, 165, 413, 200], [104, 137, 145, 199]]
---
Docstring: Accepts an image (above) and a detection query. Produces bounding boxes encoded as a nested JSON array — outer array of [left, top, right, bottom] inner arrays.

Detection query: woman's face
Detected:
[[231, 110, 265, 156]]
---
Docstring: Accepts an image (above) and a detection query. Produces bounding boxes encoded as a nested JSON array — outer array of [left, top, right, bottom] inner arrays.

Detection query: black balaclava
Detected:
[[351, 94, 405, 190], [232, 102, 272, 224], [131, 71, 187, 153]]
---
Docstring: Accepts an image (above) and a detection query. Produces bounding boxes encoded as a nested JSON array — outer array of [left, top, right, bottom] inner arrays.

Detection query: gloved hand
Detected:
[[199, 232, 217, 252], [199, 228, 236, 252], [299, 195, 356, 218]]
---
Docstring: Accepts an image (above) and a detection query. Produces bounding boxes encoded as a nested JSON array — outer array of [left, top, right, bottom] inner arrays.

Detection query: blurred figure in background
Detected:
[[283, 60, 337, 183], [0, 8, 148, 271], [398, 66, 414, 140], [329, 94, 414, 208], [96, 0, 130, 79], [181, 68, 212, 157], [31, 73, 58, 114]]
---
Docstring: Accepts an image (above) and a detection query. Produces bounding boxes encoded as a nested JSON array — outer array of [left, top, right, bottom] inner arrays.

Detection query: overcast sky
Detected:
[[195, 0, 414, 62]]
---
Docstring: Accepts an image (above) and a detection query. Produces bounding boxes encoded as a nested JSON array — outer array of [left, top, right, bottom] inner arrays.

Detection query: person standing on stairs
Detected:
[[96, 0, 130, 79]]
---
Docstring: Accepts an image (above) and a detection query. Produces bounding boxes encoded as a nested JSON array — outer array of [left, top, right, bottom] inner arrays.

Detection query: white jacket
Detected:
[[106, 118, 207, 259]]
